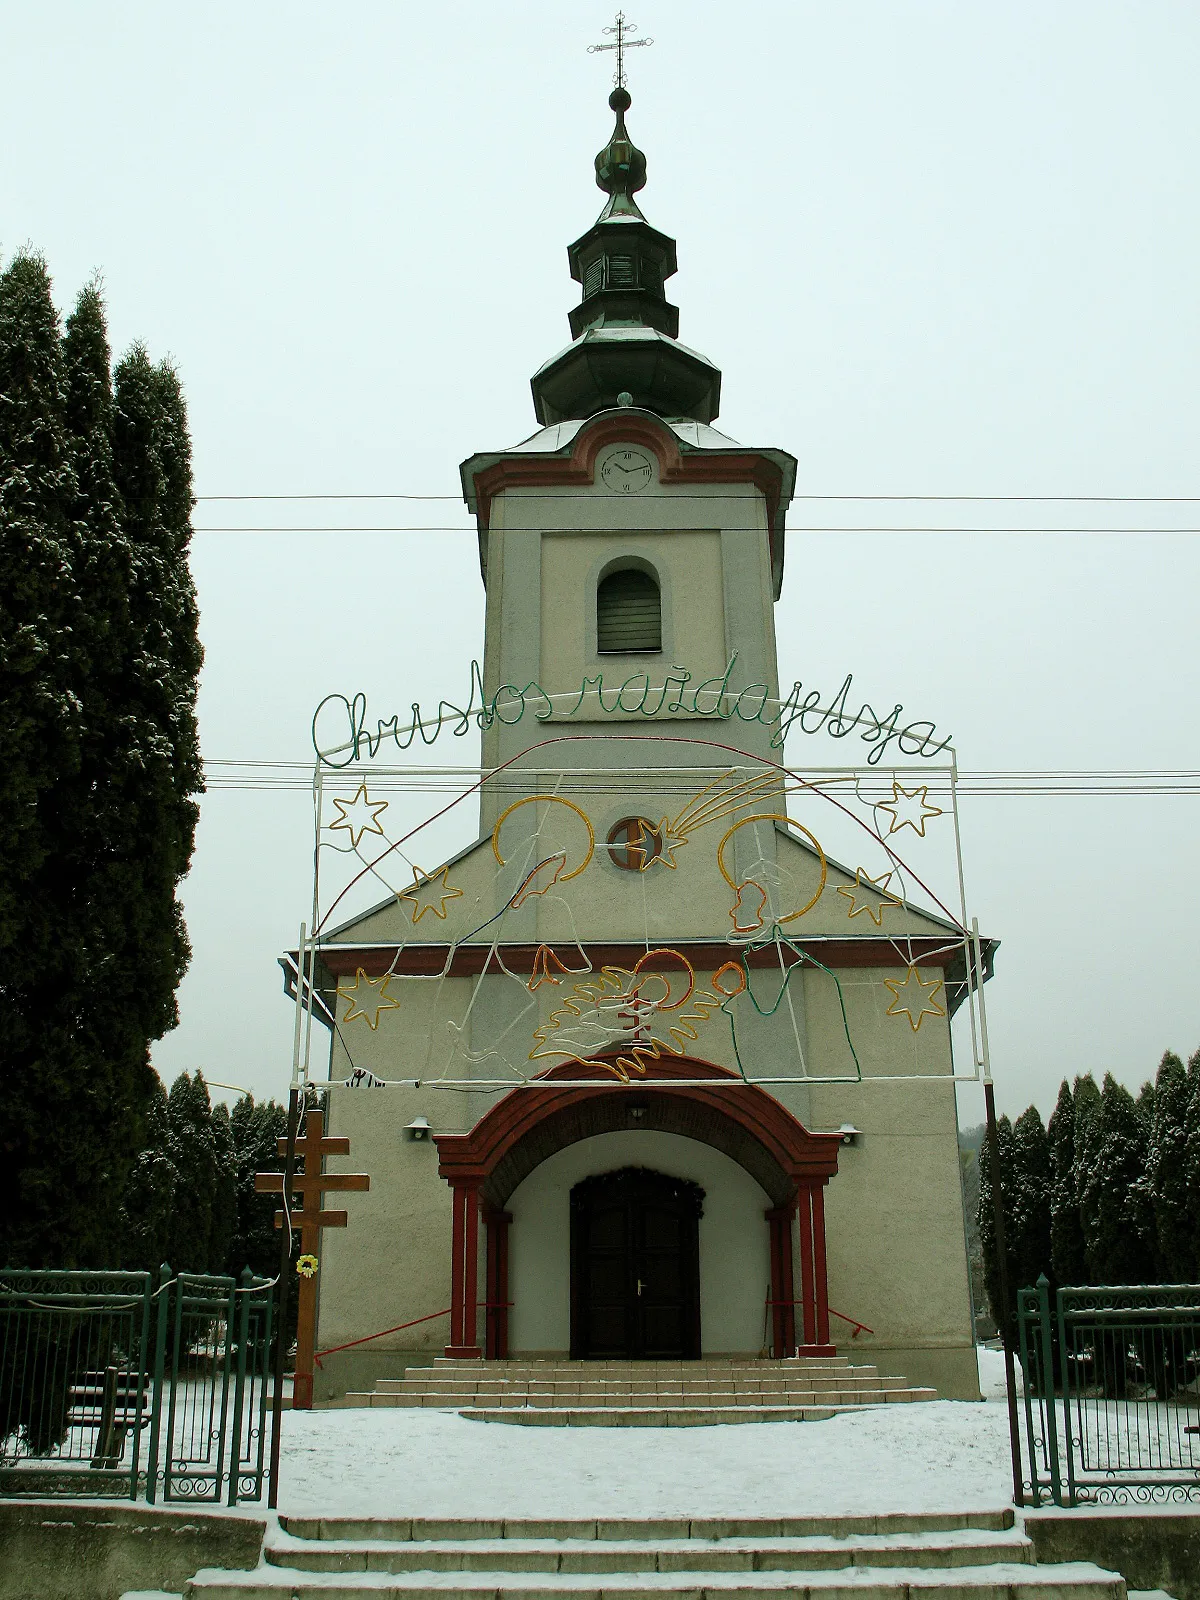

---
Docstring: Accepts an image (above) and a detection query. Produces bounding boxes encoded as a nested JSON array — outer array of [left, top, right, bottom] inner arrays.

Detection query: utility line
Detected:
[[194, 493, 1200, 504], [190, 524, 1200, 535]]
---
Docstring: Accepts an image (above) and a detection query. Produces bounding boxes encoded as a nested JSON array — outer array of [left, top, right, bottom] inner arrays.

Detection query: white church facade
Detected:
[[301, 86, 990, 1404]]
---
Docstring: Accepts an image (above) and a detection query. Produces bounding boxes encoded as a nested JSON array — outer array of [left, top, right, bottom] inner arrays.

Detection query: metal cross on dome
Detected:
[[588, 11, 653, 89]]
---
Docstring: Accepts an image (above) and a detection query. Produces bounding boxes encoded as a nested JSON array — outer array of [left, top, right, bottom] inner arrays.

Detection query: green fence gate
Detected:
[[0, 1265, 276, 1503], [1017, 1275, 1200, 1506]]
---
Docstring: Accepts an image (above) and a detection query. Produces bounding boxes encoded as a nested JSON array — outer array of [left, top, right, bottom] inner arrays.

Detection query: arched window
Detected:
[[596, 567, 661, 654]]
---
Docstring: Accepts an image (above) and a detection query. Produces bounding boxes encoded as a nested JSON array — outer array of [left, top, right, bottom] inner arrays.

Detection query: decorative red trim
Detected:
[[434, 1055, 841, 1192], [319, 937, 958, 979], [468, 413, 784, 583]]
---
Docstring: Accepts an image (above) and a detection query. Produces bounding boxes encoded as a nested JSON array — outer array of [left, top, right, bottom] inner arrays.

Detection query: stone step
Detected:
[[186, 1562, 1126, 1598], [429, 1358, 856, 1368], [368, 1381, 906, 1396], [265, 1530, 1036, 1576], [350, 1392, 935, 1415], [280, 1514, 1019, 1539], [376, 1377, 893, 1394], [458, 1406, 843, 1425]]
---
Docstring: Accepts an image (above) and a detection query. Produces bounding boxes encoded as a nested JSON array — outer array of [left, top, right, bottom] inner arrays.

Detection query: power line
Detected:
[[190, 524, 1200, 535], [194, 492, 1200, 504]]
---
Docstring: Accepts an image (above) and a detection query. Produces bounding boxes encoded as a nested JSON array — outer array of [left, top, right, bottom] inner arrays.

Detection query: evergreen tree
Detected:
[[0, 260, 202, 1268], [1082, 1073, 1155, 1283], [1011, 1105, 1053, 1291], [210, 1102, 238, 1273], [227, 1096, 290, 1280], [0, 253, 97, 1266], [110, 347, 203, 1052], [978, 1113, 1019, 1337], [1048, 1079, 1086, 1286], [1184, 1059, 1200, 1282], [164, 1071, 221, 1271], [1147, 1050, 1193, 1282], [1072, 1074, 1102, 1279], [120, 1078, 179, 1273]]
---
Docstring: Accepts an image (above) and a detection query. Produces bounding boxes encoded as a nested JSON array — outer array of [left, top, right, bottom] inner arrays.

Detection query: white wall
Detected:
[[506, 1130, 772, 1355]]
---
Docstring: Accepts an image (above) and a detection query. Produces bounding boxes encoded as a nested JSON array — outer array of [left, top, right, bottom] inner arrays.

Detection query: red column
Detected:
[[796, 1183, 834, 1355], [445, 1180, 483, 1357], [764, 1204, 797, 1358], [484, 1207, 512, 1360], [796, 1186, 817, 1347], [812, 1183, 831, 1348]]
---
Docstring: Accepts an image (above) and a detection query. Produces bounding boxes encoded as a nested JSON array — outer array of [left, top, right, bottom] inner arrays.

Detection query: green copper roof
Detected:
[[529, 88, 722, 427]]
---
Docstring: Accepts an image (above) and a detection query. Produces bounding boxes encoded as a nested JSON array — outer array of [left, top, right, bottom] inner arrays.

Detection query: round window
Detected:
[[606, 817, 664, 871]]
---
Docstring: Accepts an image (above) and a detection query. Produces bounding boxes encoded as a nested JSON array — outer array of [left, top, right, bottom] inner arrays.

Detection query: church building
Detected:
[[305, 83, 988, 1406]]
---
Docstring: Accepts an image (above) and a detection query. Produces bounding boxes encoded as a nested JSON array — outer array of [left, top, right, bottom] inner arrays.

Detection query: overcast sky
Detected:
[[4, 0, 1198, 1125]]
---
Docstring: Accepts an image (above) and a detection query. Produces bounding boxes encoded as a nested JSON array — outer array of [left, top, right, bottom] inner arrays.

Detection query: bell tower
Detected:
[[461, 85, 798, 836]]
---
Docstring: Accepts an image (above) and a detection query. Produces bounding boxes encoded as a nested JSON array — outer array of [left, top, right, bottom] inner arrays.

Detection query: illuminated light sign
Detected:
[[311, 654, 952, 769]]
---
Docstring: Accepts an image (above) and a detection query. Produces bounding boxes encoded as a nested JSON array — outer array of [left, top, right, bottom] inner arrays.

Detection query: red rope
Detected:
[[314, 1303, 514, 1367], [763, 1297, 874, 1338]]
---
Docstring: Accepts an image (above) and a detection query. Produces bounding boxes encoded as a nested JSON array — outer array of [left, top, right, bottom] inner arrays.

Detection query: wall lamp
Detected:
[[838, 1124, 862, 1147], [405, 1116, 432, 1142]]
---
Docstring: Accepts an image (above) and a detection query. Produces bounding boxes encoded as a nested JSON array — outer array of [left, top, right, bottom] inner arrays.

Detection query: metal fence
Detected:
[[1017, 1275, 1200, 1506], [0, 1265, 276, 1503]]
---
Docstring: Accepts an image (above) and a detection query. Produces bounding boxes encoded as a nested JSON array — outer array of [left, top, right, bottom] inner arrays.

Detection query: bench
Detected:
[[67, 1367, 152, 1469]]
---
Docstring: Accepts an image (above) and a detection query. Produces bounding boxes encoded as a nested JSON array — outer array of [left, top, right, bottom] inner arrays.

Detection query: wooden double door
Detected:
[[570, 1167, 704, 1359]]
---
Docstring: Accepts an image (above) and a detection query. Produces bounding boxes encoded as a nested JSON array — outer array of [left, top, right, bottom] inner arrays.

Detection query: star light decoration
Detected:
[[641, 818, 686, 870], [883, 965, 947, 1031], [337, 967, 401, 1029], [876, 781, 943, 838], [398, 864, 463, 923], [329, 782, 389, 848], [836, 867, 903, 927]]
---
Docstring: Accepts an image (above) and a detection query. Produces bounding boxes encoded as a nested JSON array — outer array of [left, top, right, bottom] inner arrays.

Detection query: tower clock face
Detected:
[[600, 448, 654, 494]]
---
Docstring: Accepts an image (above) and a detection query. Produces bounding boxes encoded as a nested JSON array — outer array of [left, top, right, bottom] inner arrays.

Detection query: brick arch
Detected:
[[433, 1057, 841, 1361]]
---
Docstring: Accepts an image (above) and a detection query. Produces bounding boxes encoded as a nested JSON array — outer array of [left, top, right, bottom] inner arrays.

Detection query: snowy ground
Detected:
[[276, 1353, 1017, 1519]]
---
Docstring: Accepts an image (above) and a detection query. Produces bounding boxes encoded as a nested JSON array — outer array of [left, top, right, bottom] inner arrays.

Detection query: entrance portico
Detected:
[[433, 1057, 841, 1361]]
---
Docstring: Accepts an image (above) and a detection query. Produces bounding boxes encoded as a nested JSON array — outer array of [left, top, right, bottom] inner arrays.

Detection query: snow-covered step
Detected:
[[455, 1405, 842, 1425], [263, 1529, 1037, 1575], [185, 1563, 1126, 1599], [281, 1514, 1019, 1538]]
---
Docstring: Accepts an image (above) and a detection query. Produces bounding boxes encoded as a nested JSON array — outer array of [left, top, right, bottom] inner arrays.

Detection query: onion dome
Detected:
[[530, 89, 722, 427]]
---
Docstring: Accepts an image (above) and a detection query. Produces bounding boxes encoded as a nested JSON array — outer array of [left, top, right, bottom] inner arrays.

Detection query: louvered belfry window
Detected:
[[597, 568, 662, 654]]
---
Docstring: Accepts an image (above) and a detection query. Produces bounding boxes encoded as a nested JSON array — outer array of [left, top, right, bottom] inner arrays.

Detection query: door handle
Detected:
[[637, 1279, 646, 1297]]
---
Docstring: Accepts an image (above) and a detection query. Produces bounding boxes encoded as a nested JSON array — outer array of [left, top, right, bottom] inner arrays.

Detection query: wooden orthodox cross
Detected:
[[255, 1107, 369, 1410]]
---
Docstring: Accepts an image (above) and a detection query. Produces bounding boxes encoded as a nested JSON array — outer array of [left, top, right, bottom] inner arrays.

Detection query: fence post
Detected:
[[984, 1080, 1024, 1506], [1036, 1274, 1063, 1507], [227, 1268, 253, 1506], [144, 1263, 171, 1505], [1016, 1291, 1041, 1506]]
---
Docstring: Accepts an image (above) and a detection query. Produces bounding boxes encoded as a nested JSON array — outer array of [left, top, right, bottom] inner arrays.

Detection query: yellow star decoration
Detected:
[[643, 818, 686, 870], [883, 965, 947, 1032], [837, 867, 903, 927], [398, 864, 463, 924], [329, 782, 389, 848], [337, 967, 401, 1029], [876, 781, 943, 838]]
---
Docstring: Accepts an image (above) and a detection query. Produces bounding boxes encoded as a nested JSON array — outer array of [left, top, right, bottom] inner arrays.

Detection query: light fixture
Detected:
[[838, 1124, 862, 1147], [405, 1116, 432, 1142], [627, 1102, 647, 1121]]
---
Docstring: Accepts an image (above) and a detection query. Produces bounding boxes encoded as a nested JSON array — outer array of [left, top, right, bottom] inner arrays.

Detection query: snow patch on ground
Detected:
[[278, 1398, 1014, 1519], [976, 1344, 1022, 1401]]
